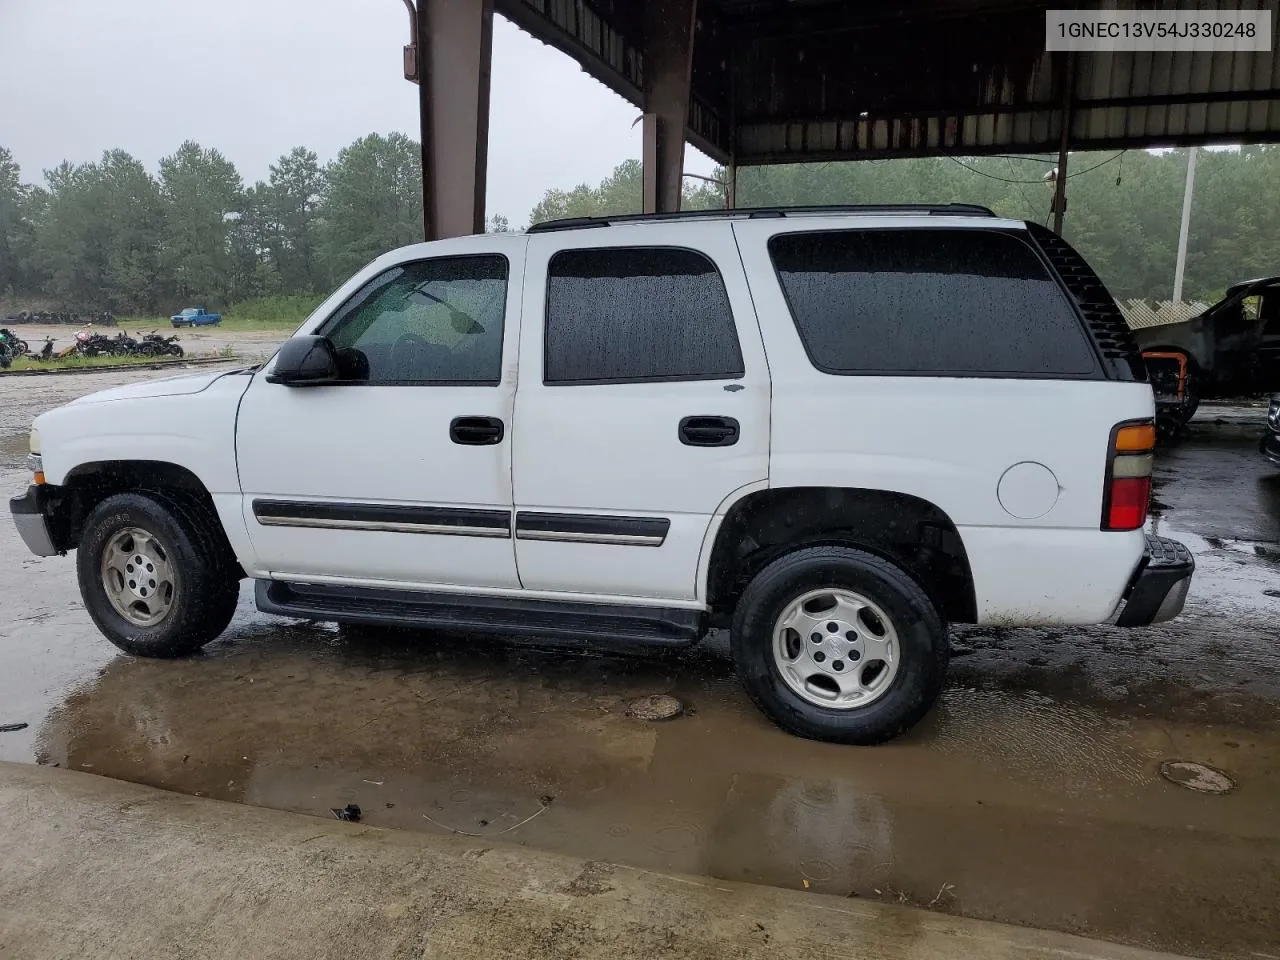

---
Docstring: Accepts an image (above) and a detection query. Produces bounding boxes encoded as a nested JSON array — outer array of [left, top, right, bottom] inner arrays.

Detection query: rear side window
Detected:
[[544, 247, 744, 384], [768, 229, 1098, 377]]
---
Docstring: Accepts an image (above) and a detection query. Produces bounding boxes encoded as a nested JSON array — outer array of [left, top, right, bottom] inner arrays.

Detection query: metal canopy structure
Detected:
[[405, 0, 1280, 238]]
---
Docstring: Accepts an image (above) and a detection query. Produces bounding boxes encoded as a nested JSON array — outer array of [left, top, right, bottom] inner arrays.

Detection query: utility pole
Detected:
[[1173, 146, 1198, 303], [1051, 51, 1075, 234]]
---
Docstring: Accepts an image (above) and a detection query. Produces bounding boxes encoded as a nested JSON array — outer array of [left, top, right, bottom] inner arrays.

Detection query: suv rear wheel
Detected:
[[730, 545, 948, 744], [76, 491, 241, 657]]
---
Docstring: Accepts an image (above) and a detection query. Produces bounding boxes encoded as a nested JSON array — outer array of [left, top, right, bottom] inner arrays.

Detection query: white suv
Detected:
[[10, 205, 1193, 744]]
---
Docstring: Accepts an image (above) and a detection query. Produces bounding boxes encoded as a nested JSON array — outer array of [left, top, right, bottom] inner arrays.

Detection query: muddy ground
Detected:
[[1, 364, 1277, 960]]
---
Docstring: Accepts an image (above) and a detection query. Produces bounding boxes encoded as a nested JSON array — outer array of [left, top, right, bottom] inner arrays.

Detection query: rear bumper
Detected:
[[9, 485, 60, 557], [1261, 430, 1280, 466], [1115, 535, 1194, 627]]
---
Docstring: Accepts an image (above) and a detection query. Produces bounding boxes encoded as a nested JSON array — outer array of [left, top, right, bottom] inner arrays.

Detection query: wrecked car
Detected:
[[1135, 277, 1280, 427]]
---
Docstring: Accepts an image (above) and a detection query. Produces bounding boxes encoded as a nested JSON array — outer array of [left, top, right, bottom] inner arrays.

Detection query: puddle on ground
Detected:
[[923, 687, 1154, 789], [28, 625, 1280, 960], [1150, 431, 1280, 545], [1149, 519, 1280, 617]]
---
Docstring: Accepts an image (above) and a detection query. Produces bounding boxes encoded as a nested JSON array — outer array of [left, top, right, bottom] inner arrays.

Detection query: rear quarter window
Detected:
[[768, 228, 1099, 377]]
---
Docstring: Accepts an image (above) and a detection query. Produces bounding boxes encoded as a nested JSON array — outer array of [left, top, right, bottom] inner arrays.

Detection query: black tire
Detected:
[[76, 491, 241, 657], [1156, 410, 1185, 446], [730, 545, 948, 745], [1150, 352, 1200, 426], [1157, 374, 1199, 439], [1181, 372, 1200, 423]]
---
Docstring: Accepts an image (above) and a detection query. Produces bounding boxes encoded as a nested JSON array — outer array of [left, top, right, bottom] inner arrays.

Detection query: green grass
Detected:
[[112, 295, 324, 335], [8, 295, 322, 339], [229, 294, 325, 322], [214, 315, 302, 334], [113, 314, 299, 335], [1, 350, 232, 373], [218, 294, 325, 333]]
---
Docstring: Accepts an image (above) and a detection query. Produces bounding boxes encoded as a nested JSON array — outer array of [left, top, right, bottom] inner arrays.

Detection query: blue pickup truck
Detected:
[[170, 307, 222, 328]]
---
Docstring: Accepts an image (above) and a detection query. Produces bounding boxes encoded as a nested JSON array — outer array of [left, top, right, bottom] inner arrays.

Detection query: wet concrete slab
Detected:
[[1, 375, 1278, 959], [1, 763, 1198, 960], [18, 618, 1278, 959]]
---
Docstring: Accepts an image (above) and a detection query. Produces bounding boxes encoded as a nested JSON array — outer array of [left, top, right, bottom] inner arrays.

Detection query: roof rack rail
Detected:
[[526, 203, 996, 233]]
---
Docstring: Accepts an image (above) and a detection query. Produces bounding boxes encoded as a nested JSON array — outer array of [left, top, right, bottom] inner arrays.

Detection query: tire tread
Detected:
[[76, 490, 241, 657], [730, 544, 948, 745]]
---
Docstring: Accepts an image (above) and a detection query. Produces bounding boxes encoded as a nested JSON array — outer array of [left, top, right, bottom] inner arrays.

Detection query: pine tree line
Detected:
[[3, 140, 1277, 315]]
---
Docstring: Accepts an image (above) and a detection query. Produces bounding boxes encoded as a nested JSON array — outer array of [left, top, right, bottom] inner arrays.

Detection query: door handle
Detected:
[[679, 416, 740, 447], [450, 416, 505, 445]]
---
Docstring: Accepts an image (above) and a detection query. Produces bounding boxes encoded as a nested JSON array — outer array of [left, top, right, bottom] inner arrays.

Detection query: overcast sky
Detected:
[[0, 0, 715, 225]]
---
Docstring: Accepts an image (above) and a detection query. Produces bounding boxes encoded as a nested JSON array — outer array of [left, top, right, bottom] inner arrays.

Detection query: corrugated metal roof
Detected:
[[497, 0, 1280, 164]]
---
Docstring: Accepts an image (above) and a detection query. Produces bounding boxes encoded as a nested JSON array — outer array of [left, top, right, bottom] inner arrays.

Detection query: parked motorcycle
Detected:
[[109, 331, 140, 356], [13, 328, 184, 363], [0, 340, 11, 369], [74, 329, 117, 358], [140, 332, 184, 357], [0, 328, 28, 357]]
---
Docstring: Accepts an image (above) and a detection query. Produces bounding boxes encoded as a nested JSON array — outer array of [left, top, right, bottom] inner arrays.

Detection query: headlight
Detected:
[[28, 426, 40, 454]]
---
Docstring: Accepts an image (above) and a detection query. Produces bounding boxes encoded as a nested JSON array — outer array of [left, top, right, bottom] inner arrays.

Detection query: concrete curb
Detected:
[[0, 763, 1188, 960]]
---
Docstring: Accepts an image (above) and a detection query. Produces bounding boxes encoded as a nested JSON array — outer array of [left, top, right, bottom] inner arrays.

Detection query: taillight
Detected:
[[1102, 421, 1156, 531]]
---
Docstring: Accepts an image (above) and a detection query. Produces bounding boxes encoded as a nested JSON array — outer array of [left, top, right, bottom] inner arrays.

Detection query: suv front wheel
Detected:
[[731, 545, 948, 744], [77, 491, 241, 657]]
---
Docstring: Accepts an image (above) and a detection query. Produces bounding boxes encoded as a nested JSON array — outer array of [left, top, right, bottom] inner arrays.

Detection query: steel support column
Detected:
[[641, 0, 697, 214], [417, 0, 494, 240]]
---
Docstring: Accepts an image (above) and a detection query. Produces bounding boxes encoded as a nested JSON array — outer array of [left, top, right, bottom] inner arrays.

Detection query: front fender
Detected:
[[1136, 322, 1211, 371], [36, 373, 250, 495]]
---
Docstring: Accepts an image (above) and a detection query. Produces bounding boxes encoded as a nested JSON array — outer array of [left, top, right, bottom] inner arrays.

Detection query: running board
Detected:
[[255, 580, 706, 651]]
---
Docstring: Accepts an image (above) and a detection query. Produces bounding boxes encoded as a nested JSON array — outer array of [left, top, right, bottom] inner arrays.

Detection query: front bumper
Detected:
[[1261, 430, 1280, 467], [1115, 535, 1194, 627], [9, 485, 60, 557]]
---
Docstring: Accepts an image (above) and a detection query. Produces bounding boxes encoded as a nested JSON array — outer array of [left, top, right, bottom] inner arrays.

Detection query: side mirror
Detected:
[[449, 308, 485, 335], [266, 336, 339, 386]]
